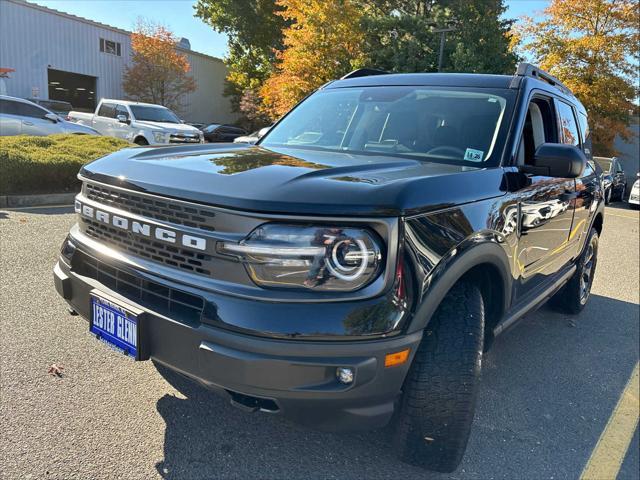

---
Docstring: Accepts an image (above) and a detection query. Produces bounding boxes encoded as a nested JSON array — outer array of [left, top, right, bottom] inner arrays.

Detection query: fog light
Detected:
[[61, 237, 76, 261], [336, 367, 354, 384]]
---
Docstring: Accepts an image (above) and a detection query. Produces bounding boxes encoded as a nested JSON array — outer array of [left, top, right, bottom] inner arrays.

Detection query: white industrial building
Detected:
[[0, 0, 235, 123]]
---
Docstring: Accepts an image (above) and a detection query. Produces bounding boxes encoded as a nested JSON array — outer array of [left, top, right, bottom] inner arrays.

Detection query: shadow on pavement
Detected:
[[1, 206, 75, 216], [153, 294, 639, 480]]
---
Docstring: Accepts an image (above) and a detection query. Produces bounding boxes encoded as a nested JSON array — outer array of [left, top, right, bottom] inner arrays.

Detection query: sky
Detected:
[[33, 0, 551, 59]]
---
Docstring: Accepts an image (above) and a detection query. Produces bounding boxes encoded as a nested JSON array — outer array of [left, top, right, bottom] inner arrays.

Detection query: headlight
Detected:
[[219, 224, 383, 291], [153, 132, 168, 143]]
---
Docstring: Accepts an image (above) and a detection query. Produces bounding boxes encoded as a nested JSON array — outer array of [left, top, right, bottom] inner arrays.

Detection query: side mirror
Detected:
[[257, 126, 270, 138], [44, 113, 59, 123], [521, 143, 586, 178], [116, 114, 129, 124]]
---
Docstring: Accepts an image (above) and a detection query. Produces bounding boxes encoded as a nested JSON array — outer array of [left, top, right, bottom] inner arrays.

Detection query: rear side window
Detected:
[[98, 103, 116, 118], [0, 99, 21, 115], [1, 100, 47, 118], [556, 101, 580, 147]]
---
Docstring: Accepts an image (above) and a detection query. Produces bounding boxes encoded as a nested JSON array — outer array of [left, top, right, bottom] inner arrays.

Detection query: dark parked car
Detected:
[[202, 123, 247, 142], [594, 156, 626, 203], [28, 98, 73, 117], [54, 63, 603, 473]]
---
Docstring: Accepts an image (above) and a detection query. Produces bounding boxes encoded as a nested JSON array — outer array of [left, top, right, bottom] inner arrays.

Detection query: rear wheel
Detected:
[[392, 281, 484, 472], [551, 228, 598, 314]]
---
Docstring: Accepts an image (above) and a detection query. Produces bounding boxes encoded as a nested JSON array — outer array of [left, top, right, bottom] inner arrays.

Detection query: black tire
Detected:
[[551, 228, 599, 314], [392, 281, 484, 472], [605, 187, 611, 205], [134, 137, 149, 146]]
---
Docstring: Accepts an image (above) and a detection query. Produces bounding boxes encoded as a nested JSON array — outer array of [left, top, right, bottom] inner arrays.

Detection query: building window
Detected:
[[100, 38, 121, 56]]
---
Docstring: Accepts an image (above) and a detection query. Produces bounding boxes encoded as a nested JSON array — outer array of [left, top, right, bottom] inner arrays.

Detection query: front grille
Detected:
[[73, 250, 205, 326], [84, 183, 217, 232], [169, 133, 200, 143], [82, 218, 214, 276]]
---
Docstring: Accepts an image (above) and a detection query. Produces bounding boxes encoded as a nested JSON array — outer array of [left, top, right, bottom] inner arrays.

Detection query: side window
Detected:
[[115, 105, 129, 119], [517, 96, 557, 166], [97, 103, 116, 118], [0, 99, 21, 115], [577, 111, 592, 156], [15, 102, 48, 119], [556, 101, 580, 147]]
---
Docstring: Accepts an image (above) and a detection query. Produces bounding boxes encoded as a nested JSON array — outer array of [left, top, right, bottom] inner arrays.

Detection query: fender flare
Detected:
[[406, 240, 512, 334]]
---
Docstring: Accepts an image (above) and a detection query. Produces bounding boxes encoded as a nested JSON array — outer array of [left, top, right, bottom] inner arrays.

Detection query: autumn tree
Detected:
[[515, 0, 639, 155], [123, 20, 196, 113], [260, 0, 366, 118], [194, 0, 288, 127]]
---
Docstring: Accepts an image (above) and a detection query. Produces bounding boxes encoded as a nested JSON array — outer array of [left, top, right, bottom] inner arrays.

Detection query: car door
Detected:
[[16, 101, 64, 136], [94, 102, 117, 136], [0, 98, 23, 135], [513, 94, 577, 296], [613, 160, 626, 197], [113, 104, 132, 139]]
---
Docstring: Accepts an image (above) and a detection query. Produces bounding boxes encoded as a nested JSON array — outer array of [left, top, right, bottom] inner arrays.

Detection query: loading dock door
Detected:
[[48, 69, 97, 112]]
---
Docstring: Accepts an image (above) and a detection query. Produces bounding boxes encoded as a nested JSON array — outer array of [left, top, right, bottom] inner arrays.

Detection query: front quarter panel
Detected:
[[404, 195, 517, 333]]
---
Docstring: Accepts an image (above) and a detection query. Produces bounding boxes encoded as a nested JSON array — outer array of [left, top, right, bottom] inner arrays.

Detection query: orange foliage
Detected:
[[260, 0, 366, 119], [515, 0, 639, 155], [123, 20, 196, 113]]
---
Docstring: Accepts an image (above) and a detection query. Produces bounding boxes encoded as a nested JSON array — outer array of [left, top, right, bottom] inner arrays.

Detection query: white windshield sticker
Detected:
[[464, 148, 484, 162]]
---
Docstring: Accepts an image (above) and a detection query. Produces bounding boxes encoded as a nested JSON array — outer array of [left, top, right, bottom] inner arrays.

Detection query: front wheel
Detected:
[[392, 281, 484, 472], [605, 187, 612, 205], [551, 228, 599, 314], [134, 137, 149, 146]]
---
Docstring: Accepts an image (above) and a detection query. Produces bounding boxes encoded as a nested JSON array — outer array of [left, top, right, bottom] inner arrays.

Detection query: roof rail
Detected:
[[341, 68, 389, 80], [515, 62, 573, 96]]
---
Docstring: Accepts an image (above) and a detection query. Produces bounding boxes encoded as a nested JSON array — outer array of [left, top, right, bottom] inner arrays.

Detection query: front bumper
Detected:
[[53, 247, 421, 432], [629, 190, 639, 205]]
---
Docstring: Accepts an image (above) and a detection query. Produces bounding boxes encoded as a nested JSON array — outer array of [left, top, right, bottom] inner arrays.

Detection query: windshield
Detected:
[[130, 105, 181, 123], [261, 86, 514, 166]]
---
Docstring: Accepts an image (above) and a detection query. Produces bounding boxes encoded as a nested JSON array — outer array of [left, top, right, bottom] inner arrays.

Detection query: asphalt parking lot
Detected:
[[1, 203, 638, 480]]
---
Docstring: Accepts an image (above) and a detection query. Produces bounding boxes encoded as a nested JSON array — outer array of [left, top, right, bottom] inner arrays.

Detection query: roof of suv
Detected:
[[327, 73, 515, 89]]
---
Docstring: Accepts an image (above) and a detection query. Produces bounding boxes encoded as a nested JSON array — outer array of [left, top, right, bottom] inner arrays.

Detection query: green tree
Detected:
[[515, 0, 639, 155], [360, 0, 518, 74], [194, 0, 289, 127]]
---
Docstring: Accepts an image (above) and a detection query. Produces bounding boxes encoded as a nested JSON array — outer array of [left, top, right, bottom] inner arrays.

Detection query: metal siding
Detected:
[[0, 0, 235, 122]]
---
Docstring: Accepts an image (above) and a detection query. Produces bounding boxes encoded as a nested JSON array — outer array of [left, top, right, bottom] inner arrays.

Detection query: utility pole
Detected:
[[432, 26, 457, 72]]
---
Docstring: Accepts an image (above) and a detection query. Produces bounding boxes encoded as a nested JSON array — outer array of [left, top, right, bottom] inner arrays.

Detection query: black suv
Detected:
[[54, 63, 603, 472]]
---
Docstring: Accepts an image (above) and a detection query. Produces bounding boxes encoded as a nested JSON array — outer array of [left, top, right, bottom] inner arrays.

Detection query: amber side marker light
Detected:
[[384, 349, 410, 367]]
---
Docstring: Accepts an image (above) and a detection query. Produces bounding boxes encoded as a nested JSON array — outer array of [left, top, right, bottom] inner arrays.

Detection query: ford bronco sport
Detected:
[[54, 63, 603, 472]]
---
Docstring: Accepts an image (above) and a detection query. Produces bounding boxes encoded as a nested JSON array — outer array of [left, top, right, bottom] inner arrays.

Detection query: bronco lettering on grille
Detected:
[[76, 200, 208, 251]]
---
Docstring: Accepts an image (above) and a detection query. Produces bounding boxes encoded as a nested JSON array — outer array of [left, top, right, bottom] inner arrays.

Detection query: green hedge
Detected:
[[0, 134, 130, 195]]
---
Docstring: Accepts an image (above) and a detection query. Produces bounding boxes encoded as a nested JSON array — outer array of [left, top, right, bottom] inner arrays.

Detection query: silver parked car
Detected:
[[0, 95, 99, 136]]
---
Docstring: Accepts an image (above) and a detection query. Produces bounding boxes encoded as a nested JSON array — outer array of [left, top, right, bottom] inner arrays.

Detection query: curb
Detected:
[[0, 192, 77, 209]]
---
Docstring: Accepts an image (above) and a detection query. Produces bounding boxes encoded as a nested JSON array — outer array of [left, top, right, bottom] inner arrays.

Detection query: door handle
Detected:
[[22, 121, 34, 126]]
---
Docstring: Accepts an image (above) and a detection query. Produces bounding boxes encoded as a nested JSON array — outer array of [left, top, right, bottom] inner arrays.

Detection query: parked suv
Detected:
[[594, 156, 627, 203], [54, 63, 603, 472]]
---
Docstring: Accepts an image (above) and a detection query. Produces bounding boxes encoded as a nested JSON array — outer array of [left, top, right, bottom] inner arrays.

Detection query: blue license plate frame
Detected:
[[90, 293, 142, 360]]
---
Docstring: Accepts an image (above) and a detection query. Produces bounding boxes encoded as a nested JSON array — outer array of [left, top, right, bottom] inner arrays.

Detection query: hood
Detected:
[[81, 144, 506, 216], [133, 120, 201, 134]]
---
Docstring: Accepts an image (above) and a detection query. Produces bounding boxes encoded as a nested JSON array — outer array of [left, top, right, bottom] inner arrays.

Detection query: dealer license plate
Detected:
[[90, 294, 140, 360]]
